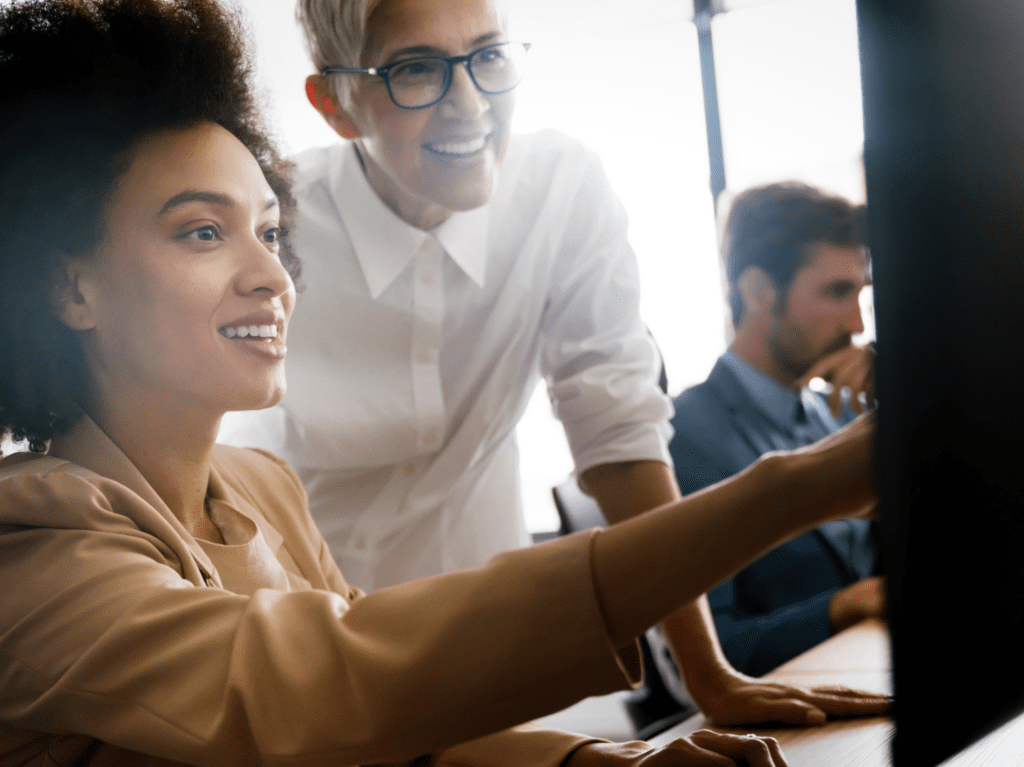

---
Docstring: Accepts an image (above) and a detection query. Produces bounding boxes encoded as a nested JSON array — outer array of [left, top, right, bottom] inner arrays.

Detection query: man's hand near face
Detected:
[[799, 343, 875, 417]]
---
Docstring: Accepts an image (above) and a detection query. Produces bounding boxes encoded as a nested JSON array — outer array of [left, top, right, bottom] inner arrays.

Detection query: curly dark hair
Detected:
[[0, 0, 300, 452], [724, 182, 867, 325]]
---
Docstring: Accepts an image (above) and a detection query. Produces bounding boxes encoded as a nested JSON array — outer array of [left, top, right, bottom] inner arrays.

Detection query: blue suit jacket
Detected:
[[669, 356, 878, 677]]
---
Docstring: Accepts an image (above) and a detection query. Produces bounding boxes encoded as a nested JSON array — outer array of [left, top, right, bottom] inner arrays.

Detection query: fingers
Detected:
[[703, 680, 891, 727], [807, 684, 891, 700], [797, 686, 893, 717], [688, 730, 788, 767], [570, 739, 736, 766], [746, 695, 828, 725], [799, 345, 875, 417], [576, 733, 789, 766]]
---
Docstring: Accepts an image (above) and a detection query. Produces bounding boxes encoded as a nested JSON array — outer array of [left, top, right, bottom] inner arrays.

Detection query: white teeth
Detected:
[[220, 324, 278, 339], [428, 136, 486, 155]]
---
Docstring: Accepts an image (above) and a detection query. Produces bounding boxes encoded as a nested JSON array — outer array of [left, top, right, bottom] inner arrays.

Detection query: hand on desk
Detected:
[[798, 343, 875, 417], [691, 667, 892, 727], [569, 731, 786, 766]]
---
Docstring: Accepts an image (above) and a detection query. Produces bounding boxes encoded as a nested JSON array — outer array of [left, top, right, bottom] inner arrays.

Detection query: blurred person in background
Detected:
[[650, 181, 883, 707]]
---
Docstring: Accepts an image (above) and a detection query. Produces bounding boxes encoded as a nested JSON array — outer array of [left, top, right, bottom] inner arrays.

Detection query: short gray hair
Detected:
[[296, 0, 385, 106]]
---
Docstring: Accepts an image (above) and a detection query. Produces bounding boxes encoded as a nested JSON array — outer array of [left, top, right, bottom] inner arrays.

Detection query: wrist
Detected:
[[679, 656, 744, 700], [770, 429, 874, 528]]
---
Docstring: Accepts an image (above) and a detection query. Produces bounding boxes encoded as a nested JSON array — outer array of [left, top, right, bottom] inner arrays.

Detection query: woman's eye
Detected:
[[261, 226, 283, 245], [185, 225, 219, 242]]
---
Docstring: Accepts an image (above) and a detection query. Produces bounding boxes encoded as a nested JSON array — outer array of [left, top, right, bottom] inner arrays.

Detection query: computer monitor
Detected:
[[858, 1, 1024, 764]]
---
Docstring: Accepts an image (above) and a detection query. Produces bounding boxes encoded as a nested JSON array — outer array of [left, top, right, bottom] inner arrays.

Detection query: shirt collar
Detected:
[[434, 203, 489, 288], [45, 414, 286, 570], [48, 413, 172, 516], [721, 350, 804, 430], [329, 143, 490, 298], [46, 414, 219, 575]]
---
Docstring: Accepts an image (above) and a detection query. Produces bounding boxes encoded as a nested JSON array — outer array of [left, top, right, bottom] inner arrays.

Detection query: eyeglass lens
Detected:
[[387, 42, 527, 108]]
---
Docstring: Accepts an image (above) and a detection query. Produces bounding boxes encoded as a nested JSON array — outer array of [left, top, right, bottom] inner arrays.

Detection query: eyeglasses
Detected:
[[322, 41, 531, 110]]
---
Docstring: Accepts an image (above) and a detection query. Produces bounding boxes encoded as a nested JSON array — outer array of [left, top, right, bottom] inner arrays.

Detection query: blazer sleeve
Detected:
[[0, 472, 640, 767], [706, 579, 838, 677]]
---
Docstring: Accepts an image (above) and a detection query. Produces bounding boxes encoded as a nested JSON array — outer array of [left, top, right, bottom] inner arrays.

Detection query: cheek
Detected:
[[493, 92, 515, 126], [366, 104, 429, 158]]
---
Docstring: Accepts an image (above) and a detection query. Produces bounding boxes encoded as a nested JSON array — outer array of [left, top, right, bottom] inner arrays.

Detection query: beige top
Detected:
[[0, 416, 641, 766]]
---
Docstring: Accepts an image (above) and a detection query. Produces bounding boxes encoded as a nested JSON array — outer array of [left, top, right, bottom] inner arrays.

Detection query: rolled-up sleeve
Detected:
[[539, 146, 673, 475]]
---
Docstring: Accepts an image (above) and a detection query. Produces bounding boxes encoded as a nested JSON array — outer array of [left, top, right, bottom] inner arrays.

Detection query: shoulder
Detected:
[[511, 129, 593, 160], [671, 376, 731, 434], [292, 142, 342, 196], [670, 381, 731, 457], [0, 453, 156, 536], [668, 375, 747, 492], [502, 130, 601, 190]]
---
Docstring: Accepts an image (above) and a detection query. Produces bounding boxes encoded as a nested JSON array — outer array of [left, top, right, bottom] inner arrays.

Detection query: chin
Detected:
[[440, 179, 496, 213], [231, 384, 286, 412]]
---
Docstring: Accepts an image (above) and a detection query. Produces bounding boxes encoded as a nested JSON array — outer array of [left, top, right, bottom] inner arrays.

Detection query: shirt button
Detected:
[[355, 536, 366, 550], [416, 348, 431, 364], [403, 463, 416, 476], [423, 430, 437, 445], [419, 269, 435, 285]]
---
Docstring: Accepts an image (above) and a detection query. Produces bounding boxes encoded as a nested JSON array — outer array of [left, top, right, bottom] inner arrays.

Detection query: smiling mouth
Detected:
[[219, 324, 279, 340], [424, 134, 488, 158]]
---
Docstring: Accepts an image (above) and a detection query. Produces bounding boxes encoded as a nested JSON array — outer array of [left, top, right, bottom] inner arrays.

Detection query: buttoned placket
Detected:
[[411, 236, 447, 452], [339, 237, 449, 586]]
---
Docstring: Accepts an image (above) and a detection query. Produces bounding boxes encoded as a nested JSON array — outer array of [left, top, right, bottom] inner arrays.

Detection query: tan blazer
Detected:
[[0, 416, 641, 767]]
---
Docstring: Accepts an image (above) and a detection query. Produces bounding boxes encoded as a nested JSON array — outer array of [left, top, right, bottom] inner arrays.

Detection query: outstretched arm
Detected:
[[581, 429, 889, 727], [1, 416, 878, 766]]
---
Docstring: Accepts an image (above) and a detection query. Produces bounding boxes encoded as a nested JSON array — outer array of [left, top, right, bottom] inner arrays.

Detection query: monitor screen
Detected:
[[859, 1, 1024, 764]]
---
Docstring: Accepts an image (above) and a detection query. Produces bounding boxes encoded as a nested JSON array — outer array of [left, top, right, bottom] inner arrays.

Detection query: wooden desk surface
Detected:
[[649, 618, 1024, 766]]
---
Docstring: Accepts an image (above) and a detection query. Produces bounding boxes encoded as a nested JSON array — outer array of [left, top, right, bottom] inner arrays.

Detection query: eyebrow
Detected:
[[158, 190, 279, 216], [387, 32, 504, 61]]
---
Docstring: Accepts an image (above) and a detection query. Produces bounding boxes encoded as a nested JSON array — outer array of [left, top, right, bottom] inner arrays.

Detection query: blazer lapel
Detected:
[[707, 360, 783, 460]]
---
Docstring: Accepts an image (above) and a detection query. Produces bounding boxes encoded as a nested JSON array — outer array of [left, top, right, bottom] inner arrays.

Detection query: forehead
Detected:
[[365, 0, 505, 59], [107, 122, 273, 222], [798, 242, 870, 285]]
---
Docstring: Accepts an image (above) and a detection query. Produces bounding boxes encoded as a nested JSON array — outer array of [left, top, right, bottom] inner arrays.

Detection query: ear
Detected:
[[305, 74, 363, 140], [52, 258, 99, 331], [737, 267, 778, 317]]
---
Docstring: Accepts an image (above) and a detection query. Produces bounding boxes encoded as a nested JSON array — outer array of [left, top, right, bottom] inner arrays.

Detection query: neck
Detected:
[[354, 141, 452, 231], [730, 324, 800, 391], [86, 389, 219, 535]]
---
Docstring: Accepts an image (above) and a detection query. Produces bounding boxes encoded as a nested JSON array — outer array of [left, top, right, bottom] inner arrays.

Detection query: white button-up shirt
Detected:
[[220, 130, 672, 591]]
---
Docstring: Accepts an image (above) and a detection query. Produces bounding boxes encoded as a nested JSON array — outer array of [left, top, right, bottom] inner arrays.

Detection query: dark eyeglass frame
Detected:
[[321, 41, 531, 110]]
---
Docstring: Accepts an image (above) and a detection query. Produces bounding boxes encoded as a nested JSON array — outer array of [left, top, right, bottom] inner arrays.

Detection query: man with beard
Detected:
[[651, 182, 884, 699]]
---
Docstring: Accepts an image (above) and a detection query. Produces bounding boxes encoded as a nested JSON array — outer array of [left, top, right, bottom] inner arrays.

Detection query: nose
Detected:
[[439, 61, 490, 119], [238, 233, 293, 303], [845, 294, 866, 336]]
